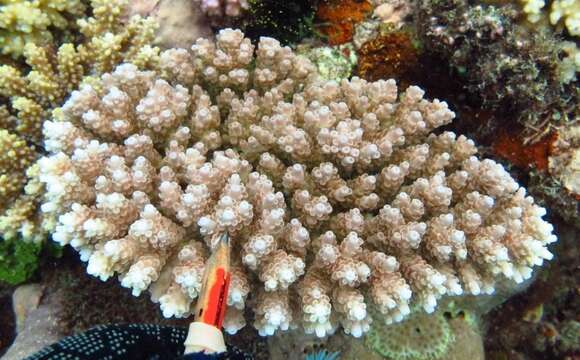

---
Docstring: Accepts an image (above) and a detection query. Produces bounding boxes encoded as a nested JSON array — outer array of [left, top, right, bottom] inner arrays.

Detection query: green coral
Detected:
[[365, 308, 454, 360], [0, 236, 41, 284], [0, 0, 86, 59], [0, 0, 159, 244]]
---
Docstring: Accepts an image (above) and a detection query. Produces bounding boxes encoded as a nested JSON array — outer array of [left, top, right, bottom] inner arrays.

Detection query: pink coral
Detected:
[[39, 29, 557, 338]]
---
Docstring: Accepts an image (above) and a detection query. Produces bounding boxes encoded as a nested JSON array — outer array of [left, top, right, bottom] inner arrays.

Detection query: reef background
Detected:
[[0, 0, 578, 359]]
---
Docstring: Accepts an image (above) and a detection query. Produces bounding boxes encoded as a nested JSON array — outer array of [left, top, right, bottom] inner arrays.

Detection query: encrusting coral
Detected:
[[0, 0, 159, 243], [38, 29, 557, 338], [365, 308, 454, 360], [0, 0, 87, 59]]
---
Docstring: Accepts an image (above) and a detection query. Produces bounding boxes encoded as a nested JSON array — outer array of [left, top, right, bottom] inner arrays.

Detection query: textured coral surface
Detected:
[[39, 29, 556, 338], [0, 0, 158, 244], [0, 0, 86, 58], [365, 308, 454, 360]]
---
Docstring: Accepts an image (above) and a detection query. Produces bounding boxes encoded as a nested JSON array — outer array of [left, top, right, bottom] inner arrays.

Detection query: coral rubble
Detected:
[[416, 0, 577, 136], [39, 29, 556, 338]]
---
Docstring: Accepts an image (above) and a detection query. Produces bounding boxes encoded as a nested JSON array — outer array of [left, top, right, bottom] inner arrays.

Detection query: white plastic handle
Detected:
[[183, 321, 227, 354]]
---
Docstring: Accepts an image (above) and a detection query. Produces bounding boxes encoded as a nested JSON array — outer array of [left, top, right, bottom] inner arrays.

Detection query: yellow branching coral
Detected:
[[0, 0, 86, 58], [550, 0, 580, 36], [0, 129, 34, 205], [39, 30, 557, 338], [519, 0, 580, 36], [75, 0, 160, 73], [0, 0, 159, 140], [0, 130, 46, 242], [0, 163, 48, 242], [0, 0, 159, 243]]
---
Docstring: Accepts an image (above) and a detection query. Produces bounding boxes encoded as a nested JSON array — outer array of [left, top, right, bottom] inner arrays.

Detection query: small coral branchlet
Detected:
[[39, 29, 557, 338], [520, 0, 579, 36], [0, 0, 87, 58], [0, 129, 46, 242]]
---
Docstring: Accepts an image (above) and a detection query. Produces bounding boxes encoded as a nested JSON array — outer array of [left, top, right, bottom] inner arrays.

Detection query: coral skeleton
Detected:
[[39, 29, 557, 338]]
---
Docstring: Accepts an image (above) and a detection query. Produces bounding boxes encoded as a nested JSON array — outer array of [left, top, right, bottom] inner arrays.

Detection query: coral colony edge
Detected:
[[38, 29, 556, 338]]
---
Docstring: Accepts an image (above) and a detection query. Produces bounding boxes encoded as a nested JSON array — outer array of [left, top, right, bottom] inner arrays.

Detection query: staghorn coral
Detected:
[[0, 0, 86, 59], [0, 0, 159, 243], [0, 129, 35, 209], [39, 29, 557, 338]]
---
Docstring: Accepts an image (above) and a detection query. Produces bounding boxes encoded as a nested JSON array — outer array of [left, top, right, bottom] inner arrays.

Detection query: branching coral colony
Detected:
[[0, 0, 87, 59], [39, 29, 557, 338], [0, 0, 158, 243]]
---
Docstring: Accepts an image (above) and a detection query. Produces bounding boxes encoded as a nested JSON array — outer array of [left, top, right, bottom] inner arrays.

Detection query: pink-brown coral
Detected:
[[193, 0, 249, 19], [39, 29, 557, 338]]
